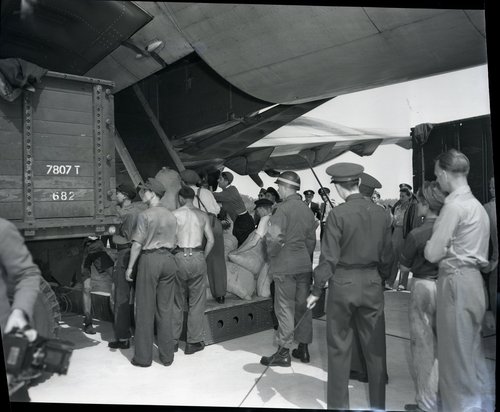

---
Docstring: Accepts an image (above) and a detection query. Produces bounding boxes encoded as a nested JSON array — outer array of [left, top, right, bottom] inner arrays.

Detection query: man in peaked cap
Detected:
[[303, 190, 321, 220], [359, 172, 382, 198], [388, 182, 419, 290], [125, 177, 178, 367], [260, 171, 316, 367], [318, 186, 336, 240], [350, 172, 389, 385], [307, 162, 393, 410]]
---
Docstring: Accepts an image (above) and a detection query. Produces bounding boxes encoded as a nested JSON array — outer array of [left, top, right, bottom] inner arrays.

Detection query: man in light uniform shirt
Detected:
[[425, 149, 492, 412]]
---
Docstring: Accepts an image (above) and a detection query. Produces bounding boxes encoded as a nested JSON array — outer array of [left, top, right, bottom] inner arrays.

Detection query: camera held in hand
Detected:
[[3, 328, 73, 396]]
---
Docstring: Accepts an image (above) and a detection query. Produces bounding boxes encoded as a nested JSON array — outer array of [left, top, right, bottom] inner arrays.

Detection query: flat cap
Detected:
[[318, 187, 330, 196], [399, 183, 413, 191], [180, 169, 201, 185], [138, 177, 166, 197], [303, 190, 315, 196], [221, 171, 234, 185], [116, 183, 136, 200], [254, 198, 274, 208], [326, 162, 364, 183]]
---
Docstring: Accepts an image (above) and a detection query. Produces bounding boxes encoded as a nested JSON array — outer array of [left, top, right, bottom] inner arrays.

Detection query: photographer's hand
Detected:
[[5, 308, 28, 334]]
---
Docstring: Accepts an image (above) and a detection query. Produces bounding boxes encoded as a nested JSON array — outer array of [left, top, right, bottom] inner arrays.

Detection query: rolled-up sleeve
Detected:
[[0, 221, 40, 320], [131, 212, 147, 246], [424, 203, 460, 263], [312, 212, 342, 296]]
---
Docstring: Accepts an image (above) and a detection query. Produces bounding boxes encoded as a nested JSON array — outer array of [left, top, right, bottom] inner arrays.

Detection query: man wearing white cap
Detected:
[[260, 171, 316, 367]]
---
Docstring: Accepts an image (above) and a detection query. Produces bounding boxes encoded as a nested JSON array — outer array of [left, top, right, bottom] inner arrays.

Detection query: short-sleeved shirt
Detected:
[[312, 193, 393, 296], [213, 185, 247, 221], [113, 201, 147, 245], [132, 206, 177, 250], [400, 217, 438, 280]]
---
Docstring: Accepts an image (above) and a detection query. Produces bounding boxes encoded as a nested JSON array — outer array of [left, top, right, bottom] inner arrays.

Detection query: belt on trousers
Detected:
[[173, 246, 204, 256], [336, 262, 378, 270], [141, 247, 175, 255], [115, 243, 131, 250]]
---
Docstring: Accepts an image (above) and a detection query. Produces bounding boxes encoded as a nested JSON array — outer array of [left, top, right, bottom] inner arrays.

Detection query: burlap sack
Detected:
[[226, 261, 256, 300]]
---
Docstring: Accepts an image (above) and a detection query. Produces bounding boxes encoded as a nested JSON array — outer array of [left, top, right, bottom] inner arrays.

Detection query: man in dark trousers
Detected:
[[303, 189, 321, 220], [261, 171, 316, 367], [172, 186, 214, 355], [108, 184, 146, 349], [125, 177, 178, 367], [307, 162, 393, 411], [318, 187, 336, 240], [351, 172, 389, 385], [180, 169, 227, 304], [214, 171, 254, 247]]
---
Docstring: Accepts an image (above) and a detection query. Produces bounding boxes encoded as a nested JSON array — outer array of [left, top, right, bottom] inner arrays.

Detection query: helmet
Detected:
[[275, 171, 300, 190]]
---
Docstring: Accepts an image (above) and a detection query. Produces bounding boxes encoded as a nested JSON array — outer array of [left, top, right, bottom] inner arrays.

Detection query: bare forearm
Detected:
[[127, 242, 142, 269]]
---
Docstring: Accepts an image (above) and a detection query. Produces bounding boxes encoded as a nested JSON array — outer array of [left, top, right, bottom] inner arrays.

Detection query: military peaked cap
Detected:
[[399, 183, 413, 191], [326, 163, 364, 183], [254, 198, 274, 208], [303, 190, 315, 196]]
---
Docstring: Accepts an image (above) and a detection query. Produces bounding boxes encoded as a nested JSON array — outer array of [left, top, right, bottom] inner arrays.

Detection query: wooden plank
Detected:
[[0, 162, 23, 175], [33, 176, 94, 188], [0, 203, 23, 219], [32, 119, 93, 137], [33, 107, 93, 125], [34, 201, 95, 218], [34, 188, 94, 202], [0, 101, 21, 117], [0, 142, 23, 159], [0, 141, 22, 160], [0, 131, 23, 145], [33, 161, 94, 177], [33, 132, 93, 149], [0, 188, 22, 202], [114, 130, 143, 187], [132, 84, 185, 172], [33, 145, 94, 162], [39, 77, 93, 95], [0, 116, 22, 132], [33, 89, 92, 113]]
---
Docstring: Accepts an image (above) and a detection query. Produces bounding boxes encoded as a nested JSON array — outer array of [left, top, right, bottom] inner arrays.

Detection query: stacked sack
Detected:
[[227, 221, 272, 299]]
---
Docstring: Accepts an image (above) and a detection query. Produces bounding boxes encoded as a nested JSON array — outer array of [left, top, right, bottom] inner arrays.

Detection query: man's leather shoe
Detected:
[[185, 342, 205, 355], [83, 324, 96, 334], [130, 359, 150, 367], [260, 347, 291, 367], [291, 343, 310, 363], [404, 404, 425, 411], [216, 296, 225, 304], [108, 340, 130, 349]]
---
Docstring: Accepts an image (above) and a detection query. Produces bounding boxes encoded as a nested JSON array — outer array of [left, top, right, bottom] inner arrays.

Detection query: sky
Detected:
[[229, 64, 491, 203]]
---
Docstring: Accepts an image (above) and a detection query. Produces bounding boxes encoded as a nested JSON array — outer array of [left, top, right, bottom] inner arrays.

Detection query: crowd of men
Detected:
[[2, 148, 496, 410]]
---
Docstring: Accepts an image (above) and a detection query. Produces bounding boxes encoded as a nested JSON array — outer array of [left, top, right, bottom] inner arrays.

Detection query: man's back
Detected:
[[173, 206, 208, 248], [266, 194, 316, 276], [133, 206, 177, 250]]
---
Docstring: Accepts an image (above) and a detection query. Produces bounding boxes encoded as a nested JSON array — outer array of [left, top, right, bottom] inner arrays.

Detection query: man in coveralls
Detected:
[[107, 184, 146, 349], [260, 171, 316, 366], [307, 163, 393, 410], [125, 177, 178, 367], [172, 186, 214, 355], [425, 149, 492, 412]]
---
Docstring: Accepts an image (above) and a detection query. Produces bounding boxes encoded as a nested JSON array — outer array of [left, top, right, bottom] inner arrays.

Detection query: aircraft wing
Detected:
[[0, 1, 488, 180]]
